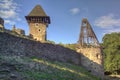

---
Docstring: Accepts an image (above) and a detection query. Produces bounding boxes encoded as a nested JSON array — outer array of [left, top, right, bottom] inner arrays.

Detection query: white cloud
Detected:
[[70, 8, 80, 15], [94, 14, 120, 28], [5, 19, 16, 25], [0, 10, 17, 18], [0, 0, 17, 10], [103, 27, 120, 34], [0, 0, 20, 25], [94, 14, 120, 34]]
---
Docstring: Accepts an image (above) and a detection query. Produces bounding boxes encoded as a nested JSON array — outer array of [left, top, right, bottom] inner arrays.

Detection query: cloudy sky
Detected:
[[0, 0, 120, 43]]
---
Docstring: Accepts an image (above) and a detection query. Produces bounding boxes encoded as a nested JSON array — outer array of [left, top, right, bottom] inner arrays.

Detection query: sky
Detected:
[[0, 0, 120, 44]]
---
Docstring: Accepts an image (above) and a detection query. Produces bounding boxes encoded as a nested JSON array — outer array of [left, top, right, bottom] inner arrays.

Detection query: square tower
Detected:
[[25, 5, 50, 42]]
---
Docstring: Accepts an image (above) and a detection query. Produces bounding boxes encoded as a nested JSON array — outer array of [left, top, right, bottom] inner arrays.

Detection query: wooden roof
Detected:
[[28, 5, 47, 16]]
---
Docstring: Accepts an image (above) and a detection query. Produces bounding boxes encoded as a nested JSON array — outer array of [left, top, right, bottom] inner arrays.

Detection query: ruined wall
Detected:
[[29, 23, 46, 42], [12, 26, 25, 35], [0, 32, 80, 65], [0, 32, 105, 79], [77, 47, 104, 79]]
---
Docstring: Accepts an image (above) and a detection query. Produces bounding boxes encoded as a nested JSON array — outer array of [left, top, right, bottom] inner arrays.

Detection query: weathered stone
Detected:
[[10, 73, 17, 79], [0, 32, 81, 65], [0, 69, 10, 74], [77, 18, 104, 79], [77, 47, 104, 79], [12, 25, 25, 35], [29, 23, 47, 42]]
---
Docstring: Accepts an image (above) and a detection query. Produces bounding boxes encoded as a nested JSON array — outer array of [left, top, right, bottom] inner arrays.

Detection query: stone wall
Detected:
[[29, 23, 46, 42], [77, 47, 104, 79], [0, 32, 105, 79], [0, 32, 80, 65]]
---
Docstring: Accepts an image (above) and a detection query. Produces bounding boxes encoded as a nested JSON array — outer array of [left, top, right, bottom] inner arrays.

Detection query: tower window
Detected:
[[39, 29, 40, 31], [35, 23, 39, 27], [96, 54, 101, 59]]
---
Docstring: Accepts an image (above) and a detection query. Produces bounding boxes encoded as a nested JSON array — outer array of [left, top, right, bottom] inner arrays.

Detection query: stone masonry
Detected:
[[0, 32, 81, 65], [77, 47, 104, 79], [77, 18, 104, 79], [29, 23, 46, 41], [12, 25, 25, 35]]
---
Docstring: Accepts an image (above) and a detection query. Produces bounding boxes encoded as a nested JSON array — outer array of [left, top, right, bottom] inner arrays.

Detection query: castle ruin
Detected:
[[25, 5, 50, 42], [0, 4, 104, 79], [12, 25, 25, 35], [77, 18, 104, 79]]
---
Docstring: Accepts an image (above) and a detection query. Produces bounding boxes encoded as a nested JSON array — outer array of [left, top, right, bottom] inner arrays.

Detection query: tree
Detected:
[[102, 32, 120, 74]]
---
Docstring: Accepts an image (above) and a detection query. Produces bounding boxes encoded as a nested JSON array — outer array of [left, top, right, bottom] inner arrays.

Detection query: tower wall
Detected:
[[77, 47, 104, 79], [29, 23, 46, 42]]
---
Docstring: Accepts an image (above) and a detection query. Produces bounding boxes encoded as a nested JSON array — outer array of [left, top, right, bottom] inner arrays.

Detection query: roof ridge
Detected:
[[28, 5, 47, 16]]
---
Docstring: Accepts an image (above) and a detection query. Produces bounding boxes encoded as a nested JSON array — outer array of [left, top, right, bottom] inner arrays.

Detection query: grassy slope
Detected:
[[0, 56, 100, 80]]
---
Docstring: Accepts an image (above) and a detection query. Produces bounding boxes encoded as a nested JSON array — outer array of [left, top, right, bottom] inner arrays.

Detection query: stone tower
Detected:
[[25, 5, 50, 42], [77, 18, 104, 79], [0, 17, 4, 31]]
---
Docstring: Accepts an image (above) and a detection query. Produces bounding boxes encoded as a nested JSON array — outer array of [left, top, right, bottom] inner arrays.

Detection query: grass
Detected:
[[0, 55, 100, 80]]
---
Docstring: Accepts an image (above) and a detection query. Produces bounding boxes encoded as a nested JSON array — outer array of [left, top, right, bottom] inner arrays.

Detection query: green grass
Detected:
[[0, 56, 100, 80]]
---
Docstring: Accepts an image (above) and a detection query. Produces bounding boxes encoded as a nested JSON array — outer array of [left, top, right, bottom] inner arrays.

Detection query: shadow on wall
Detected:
[[0, 32, 81, 65], [77, 48, 104, 80], [83, 54, 104, 79]]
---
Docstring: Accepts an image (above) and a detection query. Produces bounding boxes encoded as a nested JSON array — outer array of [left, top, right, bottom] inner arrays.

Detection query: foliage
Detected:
[[102, 32, 120, 75], [58, 42, 76, 50], [64, 44, 76, 50], [46, 40, 55, 44]]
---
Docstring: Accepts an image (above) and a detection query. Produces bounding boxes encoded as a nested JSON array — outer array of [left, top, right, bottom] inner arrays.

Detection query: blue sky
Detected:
[[0, 0, 120, 44]]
